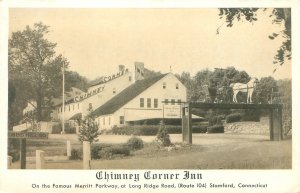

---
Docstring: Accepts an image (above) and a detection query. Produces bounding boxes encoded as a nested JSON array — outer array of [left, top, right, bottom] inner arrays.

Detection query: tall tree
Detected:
[[65, 70, 88, 92], [218, 8, 291, 69], [253, 76, 278, 104], [9, 22, 69, 122]]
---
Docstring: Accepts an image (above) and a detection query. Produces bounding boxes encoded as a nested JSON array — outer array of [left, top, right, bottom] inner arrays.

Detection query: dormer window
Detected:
[[163, 82, 166, 89]]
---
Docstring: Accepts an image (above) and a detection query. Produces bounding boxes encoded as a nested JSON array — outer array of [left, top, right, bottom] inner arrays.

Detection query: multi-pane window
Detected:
[[163, 82, 166, 89], [120, 116, 124, 124], [171, 99, 175, 105], [140, 98, 144, 107], [164, 99, 168, 105], [154, 98, 158, 108], [147, 98, 151, 108]]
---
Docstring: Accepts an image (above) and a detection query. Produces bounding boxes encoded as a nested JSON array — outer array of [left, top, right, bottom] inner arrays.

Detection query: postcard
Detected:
[[1, 0, 299, 193]]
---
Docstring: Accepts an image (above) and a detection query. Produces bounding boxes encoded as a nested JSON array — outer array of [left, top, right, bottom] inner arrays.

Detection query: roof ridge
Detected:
[[92, 73, 167, 116]]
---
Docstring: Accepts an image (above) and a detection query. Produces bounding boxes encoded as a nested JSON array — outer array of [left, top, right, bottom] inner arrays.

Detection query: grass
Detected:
[[9, 134, 292, 169], [25, 139, 82, 157]]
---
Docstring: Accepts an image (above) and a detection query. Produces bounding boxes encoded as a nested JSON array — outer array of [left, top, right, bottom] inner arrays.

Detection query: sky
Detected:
[[9, 8, 292, 81]]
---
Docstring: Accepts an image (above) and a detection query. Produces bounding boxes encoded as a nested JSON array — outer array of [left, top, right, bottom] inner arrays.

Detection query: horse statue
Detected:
[[229, 78, 259, 103]]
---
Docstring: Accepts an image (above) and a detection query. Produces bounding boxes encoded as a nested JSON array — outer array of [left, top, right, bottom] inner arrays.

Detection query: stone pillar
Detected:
[[182, 104, 192, 144], [20, 138, 26, 169], [67, 140, 71, 159], [270, 108, 283, 141], [83, 141, 91, 169], [7, 156, 13, 168], [36, 150, 45, 169]]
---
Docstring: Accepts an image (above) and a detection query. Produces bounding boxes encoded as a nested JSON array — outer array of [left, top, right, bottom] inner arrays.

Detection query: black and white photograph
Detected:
[[1, 1, 299, 193]]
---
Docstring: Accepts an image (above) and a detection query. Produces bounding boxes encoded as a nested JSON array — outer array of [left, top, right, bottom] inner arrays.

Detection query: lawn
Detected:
[[9, 134, 292, 169]]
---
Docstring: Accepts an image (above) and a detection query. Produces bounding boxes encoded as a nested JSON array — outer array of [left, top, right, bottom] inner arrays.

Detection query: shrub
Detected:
[[70, 149, 82, 160], [192, 126, 207, 133], [52, 124, 62, 134], [91, 144, 130, 159], [112, 125, 157, 136], [111, 125, 208, 136], [209, 115, 224, 126], [65, 126, 76, 134], [91, 144, 110, 159], [166, 125, 181, 134], [226, 113, 242, 123], [98, 146, 130, 159], [207, 125, 224, 133], [8, 139, 20, 162], [242, 109, 260, 122], [156, 122, 171, 147], [127, 137, 144, 150], [51, 123, 77, 134]]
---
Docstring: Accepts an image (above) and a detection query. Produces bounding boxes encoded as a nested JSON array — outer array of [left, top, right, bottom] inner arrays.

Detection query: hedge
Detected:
[[52, 123, 76, 134], [111, 125, 207, 136], [8, 139, 20, 162], [207, 125, 224, 133], [225, 110, 260, 123], [242, 109, 261, 122], [70, 149, 82, 160], [226, 113, 243, 123], [209, 115, 224, 126], [91, 144, 130, 160], [97, 146, 130, 159]]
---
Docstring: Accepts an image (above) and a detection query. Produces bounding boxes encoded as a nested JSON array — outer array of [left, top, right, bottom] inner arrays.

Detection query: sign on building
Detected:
[[164, 105, 181, 118]]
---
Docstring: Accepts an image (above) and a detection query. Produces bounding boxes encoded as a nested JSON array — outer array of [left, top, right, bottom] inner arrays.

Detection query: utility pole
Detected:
[[61, 63, 65, 134]]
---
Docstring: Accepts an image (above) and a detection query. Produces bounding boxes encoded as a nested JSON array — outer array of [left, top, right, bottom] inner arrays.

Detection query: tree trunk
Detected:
[[36, 89, 43, 122]]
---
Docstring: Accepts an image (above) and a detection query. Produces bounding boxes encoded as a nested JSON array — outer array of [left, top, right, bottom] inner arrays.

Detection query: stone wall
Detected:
[[224, 117, 269, 134]]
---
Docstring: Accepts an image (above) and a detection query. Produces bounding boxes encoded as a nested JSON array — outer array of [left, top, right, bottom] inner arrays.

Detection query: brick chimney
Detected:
[[119, 65, 125, 72], [134, 62, 144, 81]]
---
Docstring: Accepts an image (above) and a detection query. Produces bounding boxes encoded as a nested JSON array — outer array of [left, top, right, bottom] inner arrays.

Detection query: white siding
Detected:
[[102, 73, 186, 129], [55, 71, 134, 121]]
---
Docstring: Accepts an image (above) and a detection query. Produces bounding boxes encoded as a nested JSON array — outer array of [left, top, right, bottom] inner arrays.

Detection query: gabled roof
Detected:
[[52, 87, 84, 107], [92, 73, 168, 116]]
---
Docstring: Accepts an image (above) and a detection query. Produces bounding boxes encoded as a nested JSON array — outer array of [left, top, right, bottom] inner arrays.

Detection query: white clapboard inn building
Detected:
[[51, 62, 145, 122], [19, 62, 187, 132], [91, 72, 187, 130]]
